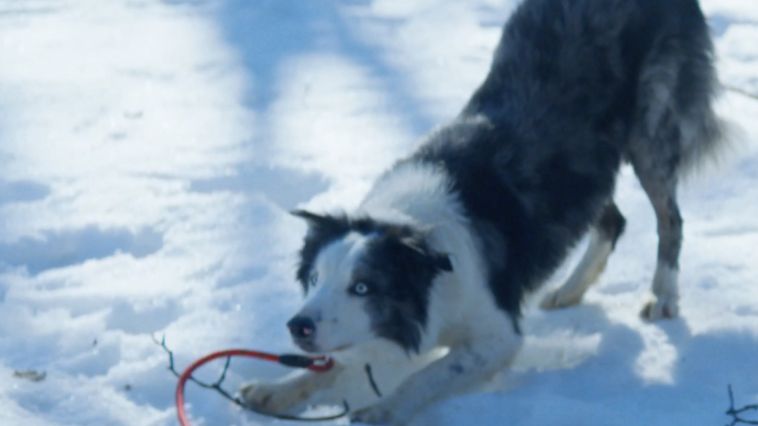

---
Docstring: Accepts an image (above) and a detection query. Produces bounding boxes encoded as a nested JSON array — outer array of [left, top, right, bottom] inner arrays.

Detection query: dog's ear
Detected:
[[399, 235, 453, 273], [291, 209, 327, 226], [291, 209, 342, 229], [291, 209, 350, 241]]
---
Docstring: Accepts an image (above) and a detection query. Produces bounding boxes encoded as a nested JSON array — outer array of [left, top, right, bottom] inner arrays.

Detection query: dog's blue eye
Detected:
[[350, 282, 371, 296], [309, 272, 319, 286]]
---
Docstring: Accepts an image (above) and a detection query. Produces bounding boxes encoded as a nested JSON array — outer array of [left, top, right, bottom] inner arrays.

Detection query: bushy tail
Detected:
[[678, 86, 744, 179]]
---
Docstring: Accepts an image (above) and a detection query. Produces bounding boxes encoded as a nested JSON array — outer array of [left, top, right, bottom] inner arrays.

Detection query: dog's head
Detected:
[[288, 210, 452, 354]]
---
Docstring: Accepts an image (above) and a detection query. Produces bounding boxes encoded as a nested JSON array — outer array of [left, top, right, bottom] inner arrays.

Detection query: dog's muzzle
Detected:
[[287, 316, 317, 350]]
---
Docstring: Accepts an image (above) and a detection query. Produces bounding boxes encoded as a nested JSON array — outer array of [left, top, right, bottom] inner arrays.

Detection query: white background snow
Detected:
[[1, 0, 757, 425]]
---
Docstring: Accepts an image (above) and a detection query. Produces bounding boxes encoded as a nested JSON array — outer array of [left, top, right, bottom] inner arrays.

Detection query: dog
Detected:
[[241, 0, 723, 423]]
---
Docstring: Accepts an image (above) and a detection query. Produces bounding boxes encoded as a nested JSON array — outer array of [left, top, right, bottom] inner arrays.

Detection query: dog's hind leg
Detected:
[[541, 202, 626, 310], [634, 159, 682, 320], [628, 1, 721, 319], [628, 75, 685, 320]]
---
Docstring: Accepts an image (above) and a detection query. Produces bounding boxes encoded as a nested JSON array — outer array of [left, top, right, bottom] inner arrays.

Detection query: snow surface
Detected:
[[1, 0, 757, 425]]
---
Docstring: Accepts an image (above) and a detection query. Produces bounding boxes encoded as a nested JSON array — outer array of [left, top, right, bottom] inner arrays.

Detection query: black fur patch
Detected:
[[357, 229, 451, 352], [292, 211, 451, 352], [597, 203, 627, 248]]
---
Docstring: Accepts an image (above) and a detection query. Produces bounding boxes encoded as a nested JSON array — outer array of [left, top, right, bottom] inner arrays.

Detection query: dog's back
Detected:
[[412, 0, 721, 319], [467, 0, 719, 166]]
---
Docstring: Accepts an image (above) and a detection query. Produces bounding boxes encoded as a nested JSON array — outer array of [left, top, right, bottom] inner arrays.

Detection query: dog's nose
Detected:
[[287, 316, 316, 340]]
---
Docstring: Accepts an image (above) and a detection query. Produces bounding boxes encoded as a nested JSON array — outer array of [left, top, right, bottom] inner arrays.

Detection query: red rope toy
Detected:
[[154, 336, 349, 425]]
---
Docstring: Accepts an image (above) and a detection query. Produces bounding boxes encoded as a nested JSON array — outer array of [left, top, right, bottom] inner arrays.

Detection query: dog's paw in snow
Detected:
[[641, 266, 680, 320], [239, 381, 305, 414], [640, 296, 679, 320], [540, 288, 583, 310]]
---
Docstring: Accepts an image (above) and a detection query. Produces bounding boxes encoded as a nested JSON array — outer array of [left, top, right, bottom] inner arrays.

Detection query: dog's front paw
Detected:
[[540, 288, 582, 310], [640, 296, 679, 320], [351, 401, 409, 426], [239, 381, 305, 414]]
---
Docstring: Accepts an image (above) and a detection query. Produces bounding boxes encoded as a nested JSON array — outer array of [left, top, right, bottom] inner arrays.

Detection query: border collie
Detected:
[[242, 0, 723, 423]]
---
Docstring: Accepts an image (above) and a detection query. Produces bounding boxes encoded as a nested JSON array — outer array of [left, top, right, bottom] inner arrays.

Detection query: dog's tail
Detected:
[[676, 78, 747, 180], [676, 0, 744, 178], [678, 100, 732, 179]]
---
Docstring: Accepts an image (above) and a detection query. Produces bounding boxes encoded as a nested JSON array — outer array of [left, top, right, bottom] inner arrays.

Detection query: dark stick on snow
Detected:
[[152, 334, 241, 404], [726, 385, 758, 426], [364, 364, 383, 398], [152, 334, 349, 422]]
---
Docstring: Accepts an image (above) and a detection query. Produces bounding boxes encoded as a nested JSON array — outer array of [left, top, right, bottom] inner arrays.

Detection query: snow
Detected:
[[0, 0, 757, 425]]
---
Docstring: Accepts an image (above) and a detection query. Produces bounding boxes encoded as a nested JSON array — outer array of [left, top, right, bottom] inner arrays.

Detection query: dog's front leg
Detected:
[[240, 341, 423, 416], [239, 363, 345, 415], [352, 315, 522, 425]]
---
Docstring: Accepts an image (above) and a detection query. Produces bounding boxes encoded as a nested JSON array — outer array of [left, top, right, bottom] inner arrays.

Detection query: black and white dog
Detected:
[[242, 0, 723, 423]]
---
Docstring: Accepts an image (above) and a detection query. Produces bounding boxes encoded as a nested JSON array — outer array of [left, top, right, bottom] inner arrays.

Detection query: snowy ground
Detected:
[[1, 0, 757, 425]]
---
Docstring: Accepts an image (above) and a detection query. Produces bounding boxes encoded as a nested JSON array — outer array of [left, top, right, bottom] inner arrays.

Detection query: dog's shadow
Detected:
[[416, 301, 758, 426]]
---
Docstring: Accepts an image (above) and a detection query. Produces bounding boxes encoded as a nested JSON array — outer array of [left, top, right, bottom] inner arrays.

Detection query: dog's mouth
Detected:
[[294, 339, 352, 354], [293, 339, 320, 353]]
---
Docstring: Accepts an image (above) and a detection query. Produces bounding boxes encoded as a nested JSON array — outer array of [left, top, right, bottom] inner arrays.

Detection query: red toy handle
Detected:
[[176, 349, 334, 426]]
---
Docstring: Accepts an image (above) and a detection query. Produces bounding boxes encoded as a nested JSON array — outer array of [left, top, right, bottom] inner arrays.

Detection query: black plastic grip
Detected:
[[278, 354, 315, 369]]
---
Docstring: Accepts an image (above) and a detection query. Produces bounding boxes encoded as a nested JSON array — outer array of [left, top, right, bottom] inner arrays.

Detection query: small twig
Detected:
[[726, 385, 758, 426], [152, 334, 241, 404], [214, 356, 232, 388], [12, 370, 46, 383], [364, 364, 383, 398], [152, 334, 350, 422]]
